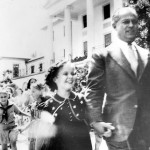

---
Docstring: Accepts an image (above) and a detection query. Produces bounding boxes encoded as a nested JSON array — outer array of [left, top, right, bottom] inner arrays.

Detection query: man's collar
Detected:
[[115, 38, 135, 46], [0, 100, 13, 108]]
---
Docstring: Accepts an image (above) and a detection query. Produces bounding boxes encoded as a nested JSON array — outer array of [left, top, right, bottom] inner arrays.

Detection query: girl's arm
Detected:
[[14, 104, 31, 117], [18, 121, 31, 133]]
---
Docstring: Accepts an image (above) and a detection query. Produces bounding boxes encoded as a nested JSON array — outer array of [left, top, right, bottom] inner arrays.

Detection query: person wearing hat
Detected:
[[0, 89, 30, 150]]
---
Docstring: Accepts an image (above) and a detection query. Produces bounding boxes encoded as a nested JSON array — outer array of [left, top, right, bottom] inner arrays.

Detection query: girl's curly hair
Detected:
[[45, 60, 69, 92]]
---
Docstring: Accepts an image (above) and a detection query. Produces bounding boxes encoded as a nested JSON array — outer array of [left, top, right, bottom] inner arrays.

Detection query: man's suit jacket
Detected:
[[86, 42, 150, 148]]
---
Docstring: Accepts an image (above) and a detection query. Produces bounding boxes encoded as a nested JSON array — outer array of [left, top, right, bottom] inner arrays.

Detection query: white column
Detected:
[[86, 0, 94, 58], [45, 16, 54, 71], [111, 0, 124, 43], [78, 15, 84, 57], [112, 0, 123, 12], [64, 5, 72, 60]]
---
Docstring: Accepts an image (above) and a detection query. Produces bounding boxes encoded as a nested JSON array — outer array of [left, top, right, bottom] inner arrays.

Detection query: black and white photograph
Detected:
[[0, 0, 150, 150]]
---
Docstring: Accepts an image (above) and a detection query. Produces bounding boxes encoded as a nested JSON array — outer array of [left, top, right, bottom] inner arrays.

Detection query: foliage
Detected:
[[129, 0, 150, 49], [72, 62, 88, 93], [0, 78, 12, 84], [3, 69, 12, 77], [72, 56, 87, 63]]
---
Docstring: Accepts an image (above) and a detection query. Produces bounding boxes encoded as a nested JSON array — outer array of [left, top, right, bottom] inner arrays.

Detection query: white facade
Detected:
[[13, 72, 46, 88], [0, 57, 46, 88], [26, 57, 45, 75], [0, 0, 128, 88], [0, 57, 28, 81], [44, 0, 126, 63], [14, 57, 46, 88]]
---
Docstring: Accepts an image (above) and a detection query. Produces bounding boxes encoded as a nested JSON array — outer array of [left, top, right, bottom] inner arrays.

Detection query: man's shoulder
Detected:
[[92, 43, 117, 58]]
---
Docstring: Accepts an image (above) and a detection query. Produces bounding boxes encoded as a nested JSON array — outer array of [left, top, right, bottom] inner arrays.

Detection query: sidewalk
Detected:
[[0, 132, 29, 150], [0, 131, 108, 150], [16, 133, 29, 150], [90, 131, 108, 150]]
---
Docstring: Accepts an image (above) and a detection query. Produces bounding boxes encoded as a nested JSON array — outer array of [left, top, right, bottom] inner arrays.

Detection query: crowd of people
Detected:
[[0, 82, 31, 150], [1, 6, 150, 150], [0, 60, 94, 150]]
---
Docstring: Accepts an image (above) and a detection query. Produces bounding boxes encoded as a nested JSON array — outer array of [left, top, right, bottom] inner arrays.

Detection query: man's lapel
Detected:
[[107, 44, 136, 79], [107, 43, 149, 81], [136, 51, 144, 80], [134, 44, 149, 80]]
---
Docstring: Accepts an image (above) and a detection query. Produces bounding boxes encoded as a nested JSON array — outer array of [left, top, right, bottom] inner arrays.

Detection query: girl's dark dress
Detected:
[[44, 92, 92, 150]]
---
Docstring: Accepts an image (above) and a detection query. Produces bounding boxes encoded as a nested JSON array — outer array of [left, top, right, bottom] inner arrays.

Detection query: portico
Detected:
[[44, 0, 126, 66]]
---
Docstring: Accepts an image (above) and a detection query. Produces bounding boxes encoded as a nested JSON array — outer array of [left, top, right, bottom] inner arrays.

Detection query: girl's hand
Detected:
[[18, 129, 22, 133], [17, 127, 24, 133]]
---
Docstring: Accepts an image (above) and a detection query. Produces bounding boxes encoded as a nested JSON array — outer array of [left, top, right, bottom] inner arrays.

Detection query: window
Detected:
[[53, 52, 55, 63], [64, 26, 65, 37], [103, 4, 110, 20], [39, 63, 43, 72], [64, 49, 65, 58], [13, 64, 19, 78], [31, 66, 35, 74], [104, 33, 111, 47], [83, 41, 88, 57], [82, 15, 87, 28]]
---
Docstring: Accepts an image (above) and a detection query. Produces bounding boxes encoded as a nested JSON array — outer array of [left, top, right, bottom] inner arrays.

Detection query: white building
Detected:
[[0, 0, 129, 88], [43, 0, 128, 68], [0, 56, 29, 81], [0, 56, 46, 88]]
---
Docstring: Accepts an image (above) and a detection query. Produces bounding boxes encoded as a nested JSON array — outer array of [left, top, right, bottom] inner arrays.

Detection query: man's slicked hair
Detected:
[[112, 7, 138, 29]]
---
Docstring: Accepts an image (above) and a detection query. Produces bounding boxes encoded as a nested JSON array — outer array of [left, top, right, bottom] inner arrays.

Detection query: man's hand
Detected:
[[92, 122, 115, 137]]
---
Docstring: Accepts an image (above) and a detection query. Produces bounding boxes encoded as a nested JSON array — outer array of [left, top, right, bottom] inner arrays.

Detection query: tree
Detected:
[[128, 0, 150, 49], [1, 70, 13, 84]]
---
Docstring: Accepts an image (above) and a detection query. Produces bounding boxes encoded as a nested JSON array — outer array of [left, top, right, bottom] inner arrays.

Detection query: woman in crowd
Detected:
[[29, 82, 51, 150], [23, 78, 37, 107], [15, 88, 24, 108], [6, 83, 18, 98], [14, 88, 24, 126], [22, 82, 28, 92], [5, 87, 14, 100], [44, 60, 92, 150], [22, 78, 37, 125], [21, 82, 54, 150], [27, 78, 37, 91]]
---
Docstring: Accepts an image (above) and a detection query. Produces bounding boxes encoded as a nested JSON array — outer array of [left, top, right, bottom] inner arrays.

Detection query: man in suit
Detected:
[[85, 7, 150, 150]]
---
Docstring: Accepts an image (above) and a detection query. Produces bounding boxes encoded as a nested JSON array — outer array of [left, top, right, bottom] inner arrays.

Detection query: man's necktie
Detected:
[[127, 44, 138, 75]]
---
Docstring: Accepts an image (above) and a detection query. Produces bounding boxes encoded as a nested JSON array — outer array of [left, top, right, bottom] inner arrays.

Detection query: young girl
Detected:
[[44, 60, 92, 150], [0, 89, 30, 150]]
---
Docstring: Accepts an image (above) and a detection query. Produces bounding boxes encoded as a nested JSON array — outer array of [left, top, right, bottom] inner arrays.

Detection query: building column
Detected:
[[86, 0, 94, 58], [112, 0, 123, 12], [45, 16, 54, 71], [64, 5, 72, 60], [111, 0, 124, 43]]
